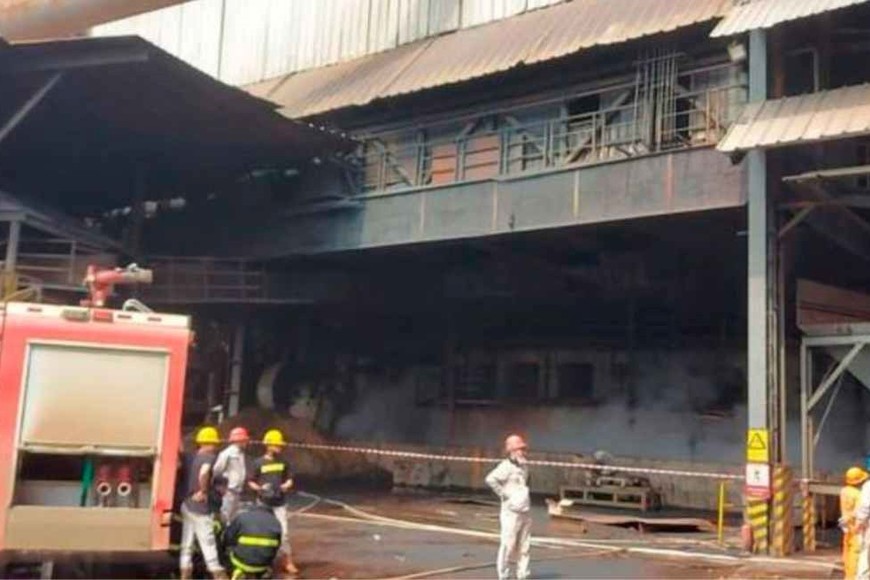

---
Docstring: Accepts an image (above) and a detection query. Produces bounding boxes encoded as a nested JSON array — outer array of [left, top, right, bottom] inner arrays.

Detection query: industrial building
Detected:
[[3, 0, 870, 563]]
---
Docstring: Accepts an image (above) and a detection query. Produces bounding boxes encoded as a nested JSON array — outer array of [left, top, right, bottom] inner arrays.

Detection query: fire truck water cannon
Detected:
[[82, 263, 153, 308]]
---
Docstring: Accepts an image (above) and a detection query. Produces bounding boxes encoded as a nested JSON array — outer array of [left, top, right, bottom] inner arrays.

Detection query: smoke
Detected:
[[332, 346, 870, 472]]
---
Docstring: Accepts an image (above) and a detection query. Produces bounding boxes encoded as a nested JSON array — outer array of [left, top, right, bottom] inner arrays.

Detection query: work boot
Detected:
[[180, 568, 193, 580], [275, 554, 298, 578]]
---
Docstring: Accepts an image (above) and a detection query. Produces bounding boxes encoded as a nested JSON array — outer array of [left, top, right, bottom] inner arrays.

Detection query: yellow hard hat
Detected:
[[195, 426, 220, 445], [846, 466, 868, 486], [263, 429, 286, 446]]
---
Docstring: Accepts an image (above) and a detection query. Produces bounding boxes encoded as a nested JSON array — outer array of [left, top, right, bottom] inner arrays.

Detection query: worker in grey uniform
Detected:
[[214, 426, 250, 524], [485, 434, 531, 580], [180, 426, 227, 580]]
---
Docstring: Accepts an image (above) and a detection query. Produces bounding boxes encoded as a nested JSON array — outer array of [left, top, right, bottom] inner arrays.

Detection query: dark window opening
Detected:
[[506, 363, 540, 400], [457, 363, 497, 401], [567, 94, 601, 119], [557, 363, 595, 401], [784, 49, 818, 97]]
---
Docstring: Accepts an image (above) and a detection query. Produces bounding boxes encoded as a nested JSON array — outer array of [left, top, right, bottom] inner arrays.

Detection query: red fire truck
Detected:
[[0, 265, 191, 556]]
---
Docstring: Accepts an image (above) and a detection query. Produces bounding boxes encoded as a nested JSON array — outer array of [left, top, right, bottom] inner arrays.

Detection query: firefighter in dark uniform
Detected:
[[224, 488, 284, 579], [248, 429, 298, 576]]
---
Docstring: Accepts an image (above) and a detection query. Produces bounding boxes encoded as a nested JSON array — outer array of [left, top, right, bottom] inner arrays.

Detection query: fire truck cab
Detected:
[[0, 279, 190, 554]]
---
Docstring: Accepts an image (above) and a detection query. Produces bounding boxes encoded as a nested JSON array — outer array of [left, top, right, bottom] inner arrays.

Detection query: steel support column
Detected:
[[3, 220, 21, 297], [227, 324, 245, 418], [747, 29, 770, 433]]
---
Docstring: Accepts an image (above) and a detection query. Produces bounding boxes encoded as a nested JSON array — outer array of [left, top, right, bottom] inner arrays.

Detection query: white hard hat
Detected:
[[505, 434, 528, 453]]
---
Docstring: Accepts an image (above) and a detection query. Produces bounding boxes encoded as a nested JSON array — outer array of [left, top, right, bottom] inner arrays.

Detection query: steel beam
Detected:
[[807, 342, 865, 411], [4, 220, 20, 273], [0, 42, 149, 74], [778, 205, 815, 239], [800, 343, 809, 480], [805, 334, 870, 347], [747, 28, 769, 432], [0, 72, 61, 148], [813, 375, 843, 448]]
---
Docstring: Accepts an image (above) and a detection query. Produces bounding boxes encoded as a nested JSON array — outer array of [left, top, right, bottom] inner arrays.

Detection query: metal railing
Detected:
[[141, 256, 272, 304], [0, 238, 116, 292], [359, 84, 745, 193]]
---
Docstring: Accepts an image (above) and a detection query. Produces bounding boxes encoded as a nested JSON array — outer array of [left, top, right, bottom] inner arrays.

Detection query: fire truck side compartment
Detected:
[[0, 303, 190, 552]]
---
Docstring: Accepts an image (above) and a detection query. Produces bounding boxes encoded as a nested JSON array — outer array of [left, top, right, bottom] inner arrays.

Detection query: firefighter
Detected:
[[224, 487, 284, 579], [248, 429, 299, 577], [180, 426, 227, 580], [214, 426, 250, 524], [842, 467, 868, 579], [485, 434, 531, 580]]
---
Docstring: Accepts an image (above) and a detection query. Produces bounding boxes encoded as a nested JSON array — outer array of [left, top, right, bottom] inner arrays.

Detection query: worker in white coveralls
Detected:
[[214, 426, 250, 524], [853, 471, 870, 579], [486, 434, 532, 580]]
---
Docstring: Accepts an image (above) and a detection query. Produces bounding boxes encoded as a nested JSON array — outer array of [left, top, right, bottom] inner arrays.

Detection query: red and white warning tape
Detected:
[[285, 441, 744, 481]]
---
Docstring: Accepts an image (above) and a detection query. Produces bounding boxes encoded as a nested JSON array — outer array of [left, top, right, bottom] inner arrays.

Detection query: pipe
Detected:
[[116, 464, 134, 501], [0, 0, 190, 41], [717, 481, 726, 545], [94, 463, 113, 504]]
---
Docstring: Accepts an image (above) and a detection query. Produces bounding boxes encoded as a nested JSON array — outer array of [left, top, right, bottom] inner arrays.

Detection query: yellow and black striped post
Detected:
[[747, 499, 769, 553], [771, 465, 794, 556], [801, 481, 816, 552]]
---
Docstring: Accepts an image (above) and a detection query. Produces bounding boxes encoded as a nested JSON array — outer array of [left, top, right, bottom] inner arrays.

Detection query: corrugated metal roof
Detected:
[[717, 84, 870, 152], [257, 0, 729, 118], [711, 0, 870, 37]]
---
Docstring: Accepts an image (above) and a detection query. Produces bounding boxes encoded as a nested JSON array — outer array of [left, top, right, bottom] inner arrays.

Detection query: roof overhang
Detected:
[[0, 36, 353, 213], [248, 0, 730, 119], [717, 84, 870, 153], [0, 0, 191, 42], [711, 0, 870, 37]]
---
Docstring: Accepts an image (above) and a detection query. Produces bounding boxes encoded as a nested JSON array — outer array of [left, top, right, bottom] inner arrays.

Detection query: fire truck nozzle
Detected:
[[83, 264, 154, 308]]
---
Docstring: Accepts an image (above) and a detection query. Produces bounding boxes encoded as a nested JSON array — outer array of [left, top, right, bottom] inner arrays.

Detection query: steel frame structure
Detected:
[[800, 332, 870, 481]]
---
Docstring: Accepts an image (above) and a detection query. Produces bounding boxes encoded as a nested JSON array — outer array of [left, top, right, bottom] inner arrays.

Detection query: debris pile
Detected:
[[189, 408, 388, 483]]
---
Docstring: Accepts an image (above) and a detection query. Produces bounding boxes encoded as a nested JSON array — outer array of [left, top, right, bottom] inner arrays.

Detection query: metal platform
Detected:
[[559, 484, 662, 512], [546, 498, 715, 532]]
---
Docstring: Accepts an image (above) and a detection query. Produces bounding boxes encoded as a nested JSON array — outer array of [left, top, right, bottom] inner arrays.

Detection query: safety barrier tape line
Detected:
[[283, 441, 744, 480]]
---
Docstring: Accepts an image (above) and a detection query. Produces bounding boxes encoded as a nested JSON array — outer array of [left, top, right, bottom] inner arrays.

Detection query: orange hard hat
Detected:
[[846, 466, 868, 486], [505, 434, 528, 453], [229, 427, 250, 443]]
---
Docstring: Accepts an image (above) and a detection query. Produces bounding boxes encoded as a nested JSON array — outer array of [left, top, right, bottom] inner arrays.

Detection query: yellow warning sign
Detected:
[[747, 429, 769, 463]]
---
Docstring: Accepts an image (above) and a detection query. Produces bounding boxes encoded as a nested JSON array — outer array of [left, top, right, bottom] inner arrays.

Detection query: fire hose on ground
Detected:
[[290, 491, 837, 573]]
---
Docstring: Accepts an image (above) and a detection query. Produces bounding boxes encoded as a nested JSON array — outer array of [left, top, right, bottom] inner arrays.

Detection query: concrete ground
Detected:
[[1, 487, 841, 578], [287, 488, 841, 579]]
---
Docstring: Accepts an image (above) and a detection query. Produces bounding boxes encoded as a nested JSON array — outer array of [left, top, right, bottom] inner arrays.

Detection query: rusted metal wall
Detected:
[[90, 0, 566, 86], [160, 147, 745, 259]]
